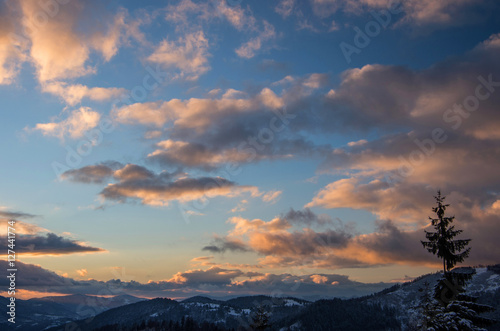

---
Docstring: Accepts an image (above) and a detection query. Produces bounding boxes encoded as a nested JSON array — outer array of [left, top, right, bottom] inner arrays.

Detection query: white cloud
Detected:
[[34, 107, 101, 140], [147, 31, 210, 80], [262, 190, 282, 204], [236, 21, 276, 59], [42, 82, 126, 106]]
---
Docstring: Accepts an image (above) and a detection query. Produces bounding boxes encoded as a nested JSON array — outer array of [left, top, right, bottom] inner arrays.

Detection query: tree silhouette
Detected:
[[249, 305, 271, 330], [418, 191, 495, 329], [421, 190, 471, 275]]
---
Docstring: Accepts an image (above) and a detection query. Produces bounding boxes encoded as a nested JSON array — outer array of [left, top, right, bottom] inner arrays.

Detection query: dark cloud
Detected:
[[356, 220, 431, 265], [282, 208, 334, 227], [61, 161, 123, 183], [251, 229, 353, 256], [0, 260, 76, 287], [0, 233, 105, 255], [63, 163, 256, 206], [0, 211, 35, 219], [202, 237, 250, 253]]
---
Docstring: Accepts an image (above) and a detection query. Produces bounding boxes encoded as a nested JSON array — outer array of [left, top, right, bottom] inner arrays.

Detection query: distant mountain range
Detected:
[[0, 294, 146, 330], [2, 265, 499, 330]]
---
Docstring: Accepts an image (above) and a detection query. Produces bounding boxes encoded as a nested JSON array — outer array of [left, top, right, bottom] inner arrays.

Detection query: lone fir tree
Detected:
[[421, 190, 471, 275], [417, 191, 495, 329]]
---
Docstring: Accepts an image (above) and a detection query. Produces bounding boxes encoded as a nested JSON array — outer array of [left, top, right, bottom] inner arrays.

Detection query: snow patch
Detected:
[[488, 274, 499, 281], [475, 267, 487, 275], [284, 299, 304, 307]]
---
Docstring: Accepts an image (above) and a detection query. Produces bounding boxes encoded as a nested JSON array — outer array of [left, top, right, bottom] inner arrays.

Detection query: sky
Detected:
[[1, 0, 500, 301]]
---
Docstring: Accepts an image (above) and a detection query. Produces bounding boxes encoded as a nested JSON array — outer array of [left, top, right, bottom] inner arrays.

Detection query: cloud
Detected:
[[0, 260, 76, 288], [236, 21, 276, 59], [306, 178, 433, 224], [281, 208, 335, 227], [147, 140, 262, 170], [167, 266, 245, 286], [275, 0, 296, 18], [213, 0, 257, 31], [190, 256, 214, 262], [147, 31, 210, 80], [0, 1, 147, 87], [290, 37, 500, 260], [101, 174, 251, 207], [2, 232, 104, 255], [42, 81, 126, 106], [0, 2, 27, 85], [33, 107, 101, 140], [262, 190, 282, 204], [0, 260, 391, 299], [113, 87, 284, 129], [113, 83, 327, 170], [306, 34, 500, 224], [0, 210, 35, 220], [62, 163, 259, 207], [308, 0, 490, 27], [202, 237, 250, 253], [202, 202, 500, 270], [164, 0, 257, 32], [61, 162, 122, 184], [76, 269, 88, 277], [311, 274, 328, 284], [18, 0, 129, 82], [0, 214, 105, 256]]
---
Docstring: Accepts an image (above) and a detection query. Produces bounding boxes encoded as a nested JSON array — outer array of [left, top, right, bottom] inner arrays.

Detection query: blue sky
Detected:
[[1, 0, 500, 300]]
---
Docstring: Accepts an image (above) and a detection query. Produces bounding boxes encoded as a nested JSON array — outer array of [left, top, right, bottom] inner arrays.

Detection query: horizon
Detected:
[[1, 0, 500, 303], [4, 263, 497, 302]]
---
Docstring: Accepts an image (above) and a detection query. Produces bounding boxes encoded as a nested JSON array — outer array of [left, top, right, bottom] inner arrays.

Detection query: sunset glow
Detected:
[[1, 0, 500, 304]]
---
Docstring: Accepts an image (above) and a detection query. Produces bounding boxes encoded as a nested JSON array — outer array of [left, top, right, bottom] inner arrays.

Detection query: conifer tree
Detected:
[[421, 190, 471, 275], [418, 191, 495, 330], [250, 305, 271, 330]]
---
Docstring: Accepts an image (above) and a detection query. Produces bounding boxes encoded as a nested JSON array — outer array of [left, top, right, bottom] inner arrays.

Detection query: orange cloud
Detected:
[[76, 269, 88, 277], [18, 0, 132, 83], [0, 4, 27, 85], [311, 274, 328, 284]]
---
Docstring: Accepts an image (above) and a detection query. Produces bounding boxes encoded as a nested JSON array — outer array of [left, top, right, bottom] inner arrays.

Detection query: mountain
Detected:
[[0, 295, 80, 331], [0, 294, 145, 331], [7, 265, 500, 330], [50, 295, 313, 330], [30, 293, 145, 316]]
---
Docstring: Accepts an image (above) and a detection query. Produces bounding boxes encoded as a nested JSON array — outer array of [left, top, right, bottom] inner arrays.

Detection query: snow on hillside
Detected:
[[364, 266, 500, 330]]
